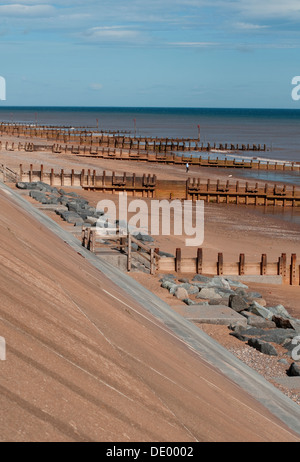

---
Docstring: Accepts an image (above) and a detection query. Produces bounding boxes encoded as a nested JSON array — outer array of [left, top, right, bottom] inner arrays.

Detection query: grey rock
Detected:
[[246, 291, 263, 299], [215, 287, 235, 297], [248, 338, 278, 356], [192, 275, 212, 283], [134, 232, 154, 243], [183, 298, 196, 306], [268, 304, 291, 319], [198, 287, 222, 300], [247, 315, 276, 329], [229, 294, 249, 313], [207, 276, 231, 290], [289, 319, 300, 333], [249, 301, 273, 320], [229, 331, 251, 342], [159, 251, 175, 258], [234, 288, 248, 297], [16, 182, 30, 189], [175, 287, 189, 300], [208, 298, 229, 306], [272, 316, 295, 330], [244, 326, 267, 336], [224, 278, 248, 289], [161, 280, 177, 291], [187, 285, 200, 295], [260, 328, 297, 345], [159, 273, 176, 280]]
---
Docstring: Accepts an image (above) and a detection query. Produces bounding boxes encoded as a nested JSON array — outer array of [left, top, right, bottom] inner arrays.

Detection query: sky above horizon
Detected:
[[0, 0, 300, 108]]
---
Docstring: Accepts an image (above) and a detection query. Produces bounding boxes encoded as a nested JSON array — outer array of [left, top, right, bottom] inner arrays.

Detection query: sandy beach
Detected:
[[1, 133, 300, 311], [1, 132, 300, 439]]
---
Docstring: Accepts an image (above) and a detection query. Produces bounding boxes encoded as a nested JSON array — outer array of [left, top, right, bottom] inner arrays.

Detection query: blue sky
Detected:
[[0, 0, 300, 108]]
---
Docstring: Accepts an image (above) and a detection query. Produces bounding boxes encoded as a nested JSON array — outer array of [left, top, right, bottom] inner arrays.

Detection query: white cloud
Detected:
[[84, 26, 142, 43], [238, 0, 300, 19], [235, 22, 269, 30], [0, 4, 56, 17], [168, 41, 219, 48]]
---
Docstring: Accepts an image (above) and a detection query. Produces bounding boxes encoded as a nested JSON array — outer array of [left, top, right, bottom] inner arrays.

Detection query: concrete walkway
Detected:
[[2, 181, 300, 436]]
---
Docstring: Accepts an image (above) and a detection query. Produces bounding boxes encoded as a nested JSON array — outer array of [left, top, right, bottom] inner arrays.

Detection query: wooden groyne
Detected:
[[2, 138, 299, 172], [0, 122, 266, 153], [187, 178, 300, 207], [158, 249, 300, 286], [81, 228, 300, 286], [18, 165, 300, 206]]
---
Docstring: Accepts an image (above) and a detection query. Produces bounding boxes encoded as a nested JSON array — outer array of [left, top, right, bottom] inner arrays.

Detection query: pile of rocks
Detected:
[[17, 181, 157, 247], [160, 273, 300, 375], [17, 181, 105, 227]]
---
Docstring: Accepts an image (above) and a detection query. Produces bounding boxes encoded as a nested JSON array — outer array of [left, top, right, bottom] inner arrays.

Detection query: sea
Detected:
[[1, 106, 300, 225]]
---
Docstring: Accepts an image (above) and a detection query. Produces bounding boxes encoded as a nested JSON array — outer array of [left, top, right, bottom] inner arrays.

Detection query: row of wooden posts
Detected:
[[2, 138, 298, 172], [0, 122, 266, 153], [162, 249, 299, 286], [18, 164, 300, 206], [81, 227, 300, 285]]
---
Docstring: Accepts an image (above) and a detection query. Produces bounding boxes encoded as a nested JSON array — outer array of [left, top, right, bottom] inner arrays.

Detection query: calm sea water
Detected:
[[0, 106, 299, 160]]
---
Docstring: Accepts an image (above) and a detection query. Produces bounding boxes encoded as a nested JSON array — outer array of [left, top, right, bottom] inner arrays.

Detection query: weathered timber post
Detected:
[[127, 234, 132, 272], [50, 168, 54, 186], [175, 248, 181, 273], [196, 248, 203, 274], [29, 164, 33, 182], [290, 254, 297, 286], [217, 253, 223, 275], [150, 248, 155, 275], [261, 254, 267, 275], [239, 254, 245, 276]]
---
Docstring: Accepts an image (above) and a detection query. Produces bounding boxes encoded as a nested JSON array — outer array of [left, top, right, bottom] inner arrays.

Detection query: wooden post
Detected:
[[81, 169, 85, 186], [50, 168, 54, 186], [217, 253, 223, 275], [19, 164, 23, 181], [71, 169, 75, 186], [40, 164, 44, 182], [196, 248, 203, 274], [290, 254, 297, 286], [150, 248, 155, 275], [281, 253, 287, 280], [239, 254, 245, 275], [175, 248, 181, 273], [29, 164, 33, 182], [127, 233, 132, 272], [261, 254, 267, 275]]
